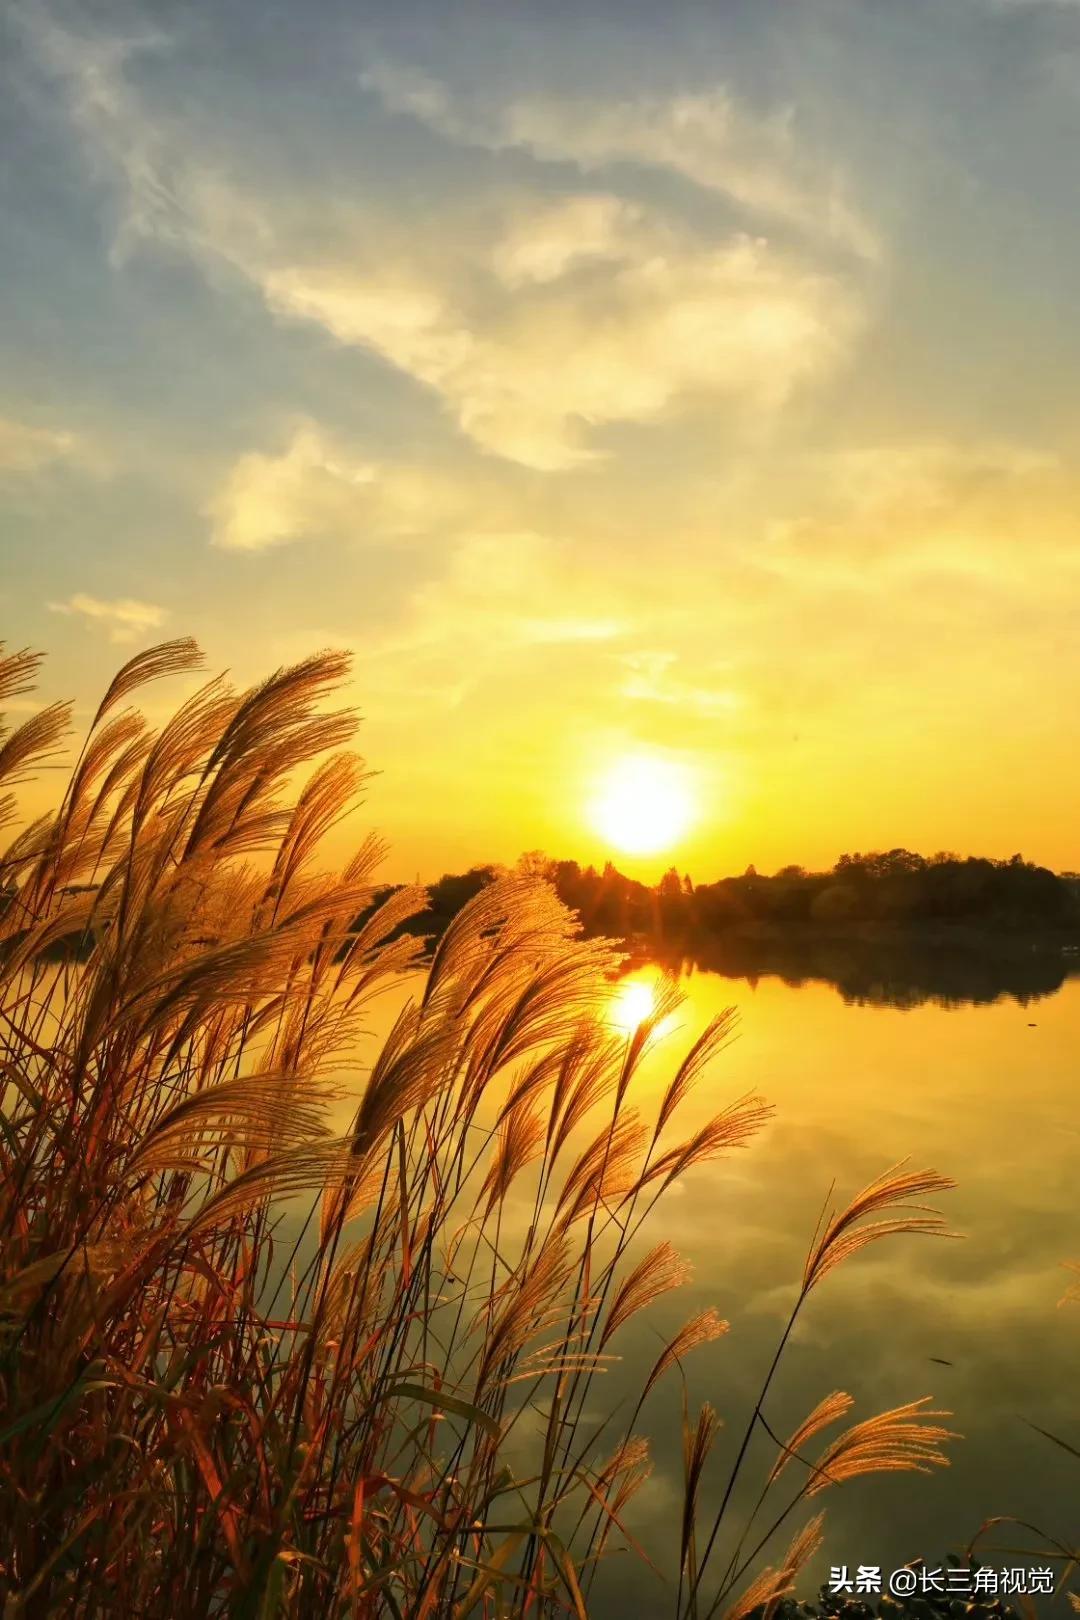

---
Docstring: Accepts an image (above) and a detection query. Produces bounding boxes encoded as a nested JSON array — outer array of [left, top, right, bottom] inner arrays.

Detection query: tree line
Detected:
[[366, 848, 1080, 948]]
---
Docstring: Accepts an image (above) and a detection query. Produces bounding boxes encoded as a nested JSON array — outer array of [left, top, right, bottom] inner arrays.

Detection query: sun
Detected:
[[590, 752, 695, 856]]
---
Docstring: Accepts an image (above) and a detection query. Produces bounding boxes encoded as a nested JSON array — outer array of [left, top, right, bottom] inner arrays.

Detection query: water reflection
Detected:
[[332, 950, 1080, 1614], [592, 960, 1080, 1616], [631, 931, 1080, 1009], [607, 970, 681, 1037], [608, 974, 658, 1034]]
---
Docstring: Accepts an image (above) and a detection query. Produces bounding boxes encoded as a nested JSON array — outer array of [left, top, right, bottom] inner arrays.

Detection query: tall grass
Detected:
[[0, 639, 956, 1618]]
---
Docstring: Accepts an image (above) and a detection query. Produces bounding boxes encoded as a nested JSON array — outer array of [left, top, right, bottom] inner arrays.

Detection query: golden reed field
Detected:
[[0, 638, 968, 1619]]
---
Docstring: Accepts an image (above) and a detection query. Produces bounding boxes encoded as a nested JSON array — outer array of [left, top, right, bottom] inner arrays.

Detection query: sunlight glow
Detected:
[[590, 753, 695, 856], [607, 971, 679, 1038], [610, 977, 656, 1033]]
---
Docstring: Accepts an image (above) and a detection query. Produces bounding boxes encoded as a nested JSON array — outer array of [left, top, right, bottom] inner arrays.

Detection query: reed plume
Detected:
[[680, 1399, 722, 1616], [600, 1240, 690, 1349], [806, 1397, 957, 1494], [679, 1160, 958, 1620], [723, 1513, 825, 1620], [766, 1392, 854, 1486], [643, 1308, 729, 1399], [802, 1161, 957, 1293]]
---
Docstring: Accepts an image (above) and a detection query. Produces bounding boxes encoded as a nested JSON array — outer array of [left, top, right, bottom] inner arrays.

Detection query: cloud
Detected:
[[0, 415, 104, 476], [386, 530, 625, 655], [340, 528, 628, 723], [25, 19, 868, 471], [209, 424, 380, 551], [762, 439, 1074, 590], [360, 58, 879, 261], [807, 441, 1058, 516], [263, 233, 857, 469], [491, 194, 644, 286], [13, 14, 181, 264], [48, 593, 166, 643], [208, 422, 504, 550], [619, 649, 743, 717]]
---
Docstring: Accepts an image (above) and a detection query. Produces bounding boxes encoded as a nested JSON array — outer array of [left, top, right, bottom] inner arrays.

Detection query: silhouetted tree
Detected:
[[342, 848, 1080, 964]]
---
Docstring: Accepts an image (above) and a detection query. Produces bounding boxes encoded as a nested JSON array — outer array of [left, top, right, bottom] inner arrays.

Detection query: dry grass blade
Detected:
[[546, 1026, 619, 1168], [496, 1048, 565, 1124], [476, 1238, 574, 1392], [0, 888, 96, 977], [615, 974, 685, 1093], [480, 1099, 546, 1218], [185, 1138, 356, 1236], [643, 1093, 773, 1193], [557, 1114, 648, 1225], [593, 1438, 654, 1563], [347, 1001, 456, 1158], [268, 751, 372, 898]]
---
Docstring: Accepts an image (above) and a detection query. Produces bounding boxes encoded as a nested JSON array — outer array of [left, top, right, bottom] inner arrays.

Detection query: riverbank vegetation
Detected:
[[374, 851, 1079, 957], [1, 638, 959, 1618]]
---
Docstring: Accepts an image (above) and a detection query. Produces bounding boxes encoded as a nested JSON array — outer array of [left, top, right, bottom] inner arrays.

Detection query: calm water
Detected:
[[343, 948, 1080, 1614]]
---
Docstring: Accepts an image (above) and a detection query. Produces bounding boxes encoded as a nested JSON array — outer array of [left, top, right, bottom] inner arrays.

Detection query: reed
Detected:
[[0, 639, 957, 1618]]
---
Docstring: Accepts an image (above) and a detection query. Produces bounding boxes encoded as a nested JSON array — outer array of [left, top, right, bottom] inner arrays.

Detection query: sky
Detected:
[[3, 0, 1080, 881]]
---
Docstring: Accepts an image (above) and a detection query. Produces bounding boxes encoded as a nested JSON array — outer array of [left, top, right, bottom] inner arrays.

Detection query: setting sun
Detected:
[[590, 753, 695, 856]]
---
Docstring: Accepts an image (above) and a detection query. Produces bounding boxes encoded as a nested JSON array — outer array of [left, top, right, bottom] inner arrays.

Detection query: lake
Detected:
[[339, 942, 1080, 1615]]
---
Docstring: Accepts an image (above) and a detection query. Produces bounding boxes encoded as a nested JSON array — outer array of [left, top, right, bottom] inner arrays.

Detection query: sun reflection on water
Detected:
[[607, 970, 678, 1038]]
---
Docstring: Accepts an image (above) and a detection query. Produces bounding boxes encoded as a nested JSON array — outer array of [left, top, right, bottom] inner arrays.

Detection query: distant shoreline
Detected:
[[614, 917, 1080, 956], [609, 916, 1080, 1009]]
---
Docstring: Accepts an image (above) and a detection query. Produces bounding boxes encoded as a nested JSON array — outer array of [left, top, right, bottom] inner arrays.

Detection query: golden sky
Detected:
[[4, 0, 1080, 880]]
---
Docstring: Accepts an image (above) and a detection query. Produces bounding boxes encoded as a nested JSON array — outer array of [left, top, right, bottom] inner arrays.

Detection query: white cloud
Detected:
[[28, 20, 867, 471], [491, 194, 644, 286], [208, 422, 490, 550], [48, 593, 166, 643], [263, 234, 857, 470], [0, 415, 104, 476], [208, 424, 378, 551], [360, 58, 879, 261]]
